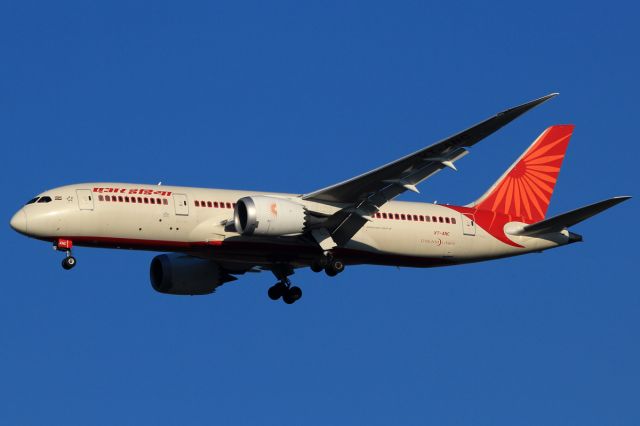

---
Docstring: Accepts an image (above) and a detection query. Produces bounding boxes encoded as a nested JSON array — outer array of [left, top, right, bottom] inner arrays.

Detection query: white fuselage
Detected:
[[12, 183, 570, 268]]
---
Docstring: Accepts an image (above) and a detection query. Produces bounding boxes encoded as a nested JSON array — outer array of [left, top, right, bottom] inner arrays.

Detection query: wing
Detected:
[[304, 93, 558, 246]]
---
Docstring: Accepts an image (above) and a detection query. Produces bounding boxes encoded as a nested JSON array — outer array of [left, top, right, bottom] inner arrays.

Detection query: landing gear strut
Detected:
[[269, 265, 302, 304], [55, 239, 77, 270]]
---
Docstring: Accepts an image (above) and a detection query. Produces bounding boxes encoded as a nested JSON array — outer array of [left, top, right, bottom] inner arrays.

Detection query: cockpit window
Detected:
[[25, 197, 39, 205], [37, 196, 52, 203]]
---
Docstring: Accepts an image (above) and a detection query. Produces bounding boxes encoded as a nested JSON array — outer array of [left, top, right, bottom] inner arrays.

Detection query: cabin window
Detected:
[[137, 197, 143, 203], [432, 216, 437, 222], [438, 217, 443, 223], [195, 200, 200, 207], [445, 217, 450, 224], [407, 215, 412, 221], [425, 215, 430, 222], [451, 217, 456, 224], [144, 197, 149, 204], [105, 195, 111, 201], [156, 198, 162, 205], [131, 197, 136, 203], [419, 215, 424, 222], [125, 196, 130, 202], [163, 199, 168, 205], [207, 201, 212, 208], [98, 195, 104, 201], [226, 202, 232, 209]]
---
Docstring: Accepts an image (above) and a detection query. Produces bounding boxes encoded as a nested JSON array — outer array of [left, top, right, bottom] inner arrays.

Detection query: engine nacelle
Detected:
[[234, 196, 306, 236], [150, 254, 234, 295]]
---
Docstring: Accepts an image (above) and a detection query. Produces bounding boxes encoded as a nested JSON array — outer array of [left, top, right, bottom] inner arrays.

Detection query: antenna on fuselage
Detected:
[[158, 182, 162, 186]]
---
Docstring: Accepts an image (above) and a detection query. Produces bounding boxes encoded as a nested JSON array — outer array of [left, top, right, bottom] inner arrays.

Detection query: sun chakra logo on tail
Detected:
[[477, 125, 574, 224]]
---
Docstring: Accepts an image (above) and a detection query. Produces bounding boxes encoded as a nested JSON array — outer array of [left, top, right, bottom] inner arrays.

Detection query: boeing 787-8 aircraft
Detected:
[[9, 94, 630, 304]]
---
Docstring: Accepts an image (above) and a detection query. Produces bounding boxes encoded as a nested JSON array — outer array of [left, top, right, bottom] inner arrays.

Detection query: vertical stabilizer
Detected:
[[469, 125, 574, 223]]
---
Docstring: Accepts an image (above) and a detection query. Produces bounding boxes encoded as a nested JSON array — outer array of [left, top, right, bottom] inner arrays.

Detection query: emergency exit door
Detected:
[[76, 189, 94, 210], [461, 214, 476, 236], [173, 194, 189, 216]]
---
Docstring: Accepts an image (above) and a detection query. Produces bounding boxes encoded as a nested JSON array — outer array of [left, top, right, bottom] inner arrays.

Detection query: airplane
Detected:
[[9, 93, 631, 304]]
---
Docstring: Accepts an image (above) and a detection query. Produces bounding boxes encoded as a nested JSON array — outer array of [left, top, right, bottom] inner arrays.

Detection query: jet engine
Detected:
[[150, 253, 235, 295], [234, 196, 309, 236]]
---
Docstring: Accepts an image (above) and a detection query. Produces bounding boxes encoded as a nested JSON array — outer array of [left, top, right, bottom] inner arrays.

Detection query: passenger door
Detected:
[[76, 189, 94, 210], [173, 194, 189, 216]]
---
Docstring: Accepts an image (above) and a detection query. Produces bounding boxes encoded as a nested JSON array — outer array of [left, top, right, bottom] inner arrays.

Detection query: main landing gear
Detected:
[[54, 238, 77, 270], [310, 253, 345, 277], [268, 265, 302, 305]]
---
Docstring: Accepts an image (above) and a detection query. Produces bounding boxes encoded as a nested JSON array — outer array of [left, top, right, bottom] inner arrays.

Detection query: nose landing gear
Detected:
[[62, 254, 77, 270], [54, 239, 77, 270]]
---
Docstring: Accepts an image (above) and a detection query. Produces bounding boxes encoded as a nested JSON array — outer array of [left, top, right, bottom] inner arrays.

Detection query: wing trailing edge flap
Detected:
[[309, 148, 472, 247], [311, 228, 338, 250], [507, 196, 631, 237]]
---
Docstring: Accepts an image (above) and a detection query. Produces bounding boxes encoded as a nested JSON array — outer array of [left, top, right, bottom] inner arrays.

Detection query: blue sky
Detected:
[[1, 1, 637, 425]]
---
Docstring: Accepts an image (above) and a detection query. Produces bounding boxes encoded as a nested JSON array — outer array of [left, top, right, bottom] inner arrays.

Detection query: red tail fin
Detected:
[[471, 125, 574, 224]]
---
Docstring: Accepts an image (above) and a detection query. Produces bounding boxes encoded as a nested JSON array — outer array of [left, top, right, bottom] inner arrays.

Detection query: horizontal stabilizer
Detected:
[[509, 196, 631, 236]]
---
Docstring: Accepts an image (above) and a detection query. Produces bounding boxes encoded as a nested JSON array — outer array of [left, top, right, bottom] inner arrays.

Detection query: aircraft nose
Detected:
[[10, 209, 27, 234]]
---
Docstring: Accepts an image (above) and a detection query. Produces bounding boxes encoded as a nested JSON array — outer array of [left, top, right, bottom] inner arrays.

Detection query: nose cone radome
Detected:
[[10, 209, 27, 234]]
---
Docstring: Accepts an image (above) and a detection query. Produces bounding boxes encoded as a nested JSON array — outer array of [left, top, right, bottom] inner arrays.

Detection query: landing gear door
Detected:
[[76, 189, 94, 210], [461, 213, 476, 236], [173, 194, 189, 216]]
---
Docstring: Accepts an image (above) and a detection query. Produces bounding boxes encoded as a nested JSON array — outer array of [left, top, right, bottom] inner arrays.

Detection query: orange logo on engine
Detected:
[[270, 203, 278, 216]]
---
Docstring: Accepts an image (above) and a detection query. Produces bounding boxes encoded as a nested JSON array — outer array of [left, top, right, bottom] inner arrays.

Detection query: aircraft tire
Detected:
[[325, 259, 344, 276], [283, 286, 302, 304], [310, 261, 324, 273], [268, 282, 286, 300], [62, 256, 76, 270]]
